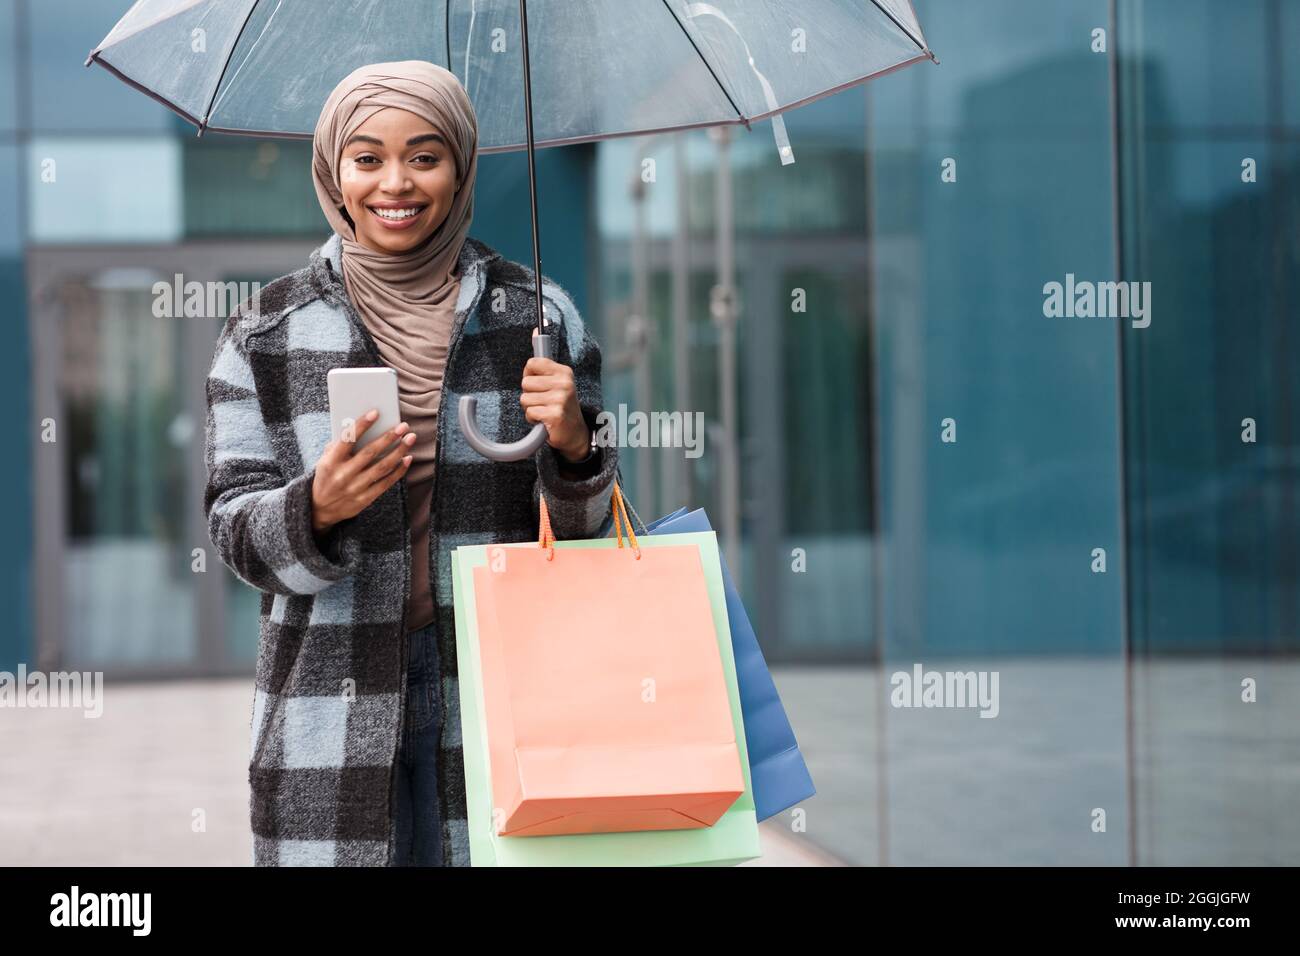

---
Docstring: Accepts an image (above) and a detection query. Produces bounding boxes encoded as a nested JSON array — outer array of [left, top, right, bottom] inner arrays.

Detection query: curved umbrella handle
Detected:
[[458, 333, 554, 462]]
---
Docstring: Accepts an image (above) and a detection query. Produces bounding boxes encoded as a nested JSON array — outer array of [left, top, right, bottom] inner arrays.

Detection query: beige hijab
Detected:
[[310, 60, 479, 486]]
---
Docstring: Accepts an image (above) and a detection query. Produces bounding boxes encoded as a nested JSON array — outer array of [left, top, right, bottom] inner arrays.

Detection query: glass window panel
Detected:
[[0, 143, 29, 671], [1121, 0, 1269, 131], [1118, 0, 1300, 862], [182, 137, 321, 238], [31, 0, 175, 132], [0, 144, 20, 256], [28, 136, 182, 244], [0, 2, 17, 132], [1284, 0, 1300, 128], [870, 0, 1126, 865]]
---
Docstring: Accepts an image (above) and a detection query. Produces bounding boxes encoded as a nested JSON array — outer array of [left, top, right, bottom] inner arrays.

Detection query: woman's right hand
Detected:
[[311, 408, 416, 534]]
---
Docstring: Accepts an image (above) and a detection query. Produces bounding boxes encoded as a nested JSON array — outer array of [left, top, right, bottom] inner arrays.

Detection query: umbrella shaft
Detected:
[[518, 0, 544, 334]]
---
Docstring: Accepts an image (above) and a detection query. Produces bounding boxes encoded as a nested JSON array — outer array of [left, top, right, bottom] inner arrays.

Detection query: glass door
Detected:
[[48, 268, 199, 671], [30, 244, 311, 677]]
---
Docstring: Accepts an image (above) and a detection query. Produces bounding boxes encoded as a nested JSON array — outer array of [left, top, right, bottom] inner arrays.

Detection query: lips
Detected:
[[366, 203, 429, 228]]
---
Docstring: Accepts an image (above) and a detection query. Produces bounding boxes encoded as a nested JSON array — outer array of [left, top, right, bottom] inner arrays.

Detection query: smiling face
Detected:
[[338, 107, 459, 255]]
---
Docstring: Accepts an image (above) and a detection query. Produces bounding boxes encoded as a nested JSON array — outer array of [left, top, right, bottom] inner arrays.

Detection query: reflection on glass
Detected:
[[870, 0, 1127, 864], [1118, 0, 1300, 865]]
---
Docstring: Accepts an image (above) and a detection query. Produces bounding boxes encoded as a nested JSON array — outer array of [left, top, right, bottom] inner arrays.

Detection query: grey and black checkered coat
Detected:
[[203, 232, 620, 866]]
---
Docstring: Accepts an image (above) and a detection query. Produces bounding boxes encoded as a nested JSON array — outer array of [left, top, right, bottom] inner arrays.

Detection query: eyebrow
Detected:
[[344, 132, 448, 149]]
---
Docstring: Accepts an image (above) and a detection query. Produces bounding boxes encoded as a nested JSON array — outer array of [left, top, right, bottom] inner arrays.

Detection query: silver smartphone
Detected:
[[327, 367, 402, 458]]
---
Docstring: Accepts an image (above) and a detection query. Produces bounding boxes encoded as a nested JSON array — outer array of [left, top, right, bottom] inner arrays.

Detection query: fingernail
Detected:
[[367, 409, 379, 419], [404, 432, 416, 444]]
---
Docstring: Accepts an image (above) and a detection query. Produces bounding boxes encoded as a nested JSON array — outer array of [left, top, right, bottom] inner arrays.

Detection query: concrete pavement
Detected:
[[0, 675, 841, 866]]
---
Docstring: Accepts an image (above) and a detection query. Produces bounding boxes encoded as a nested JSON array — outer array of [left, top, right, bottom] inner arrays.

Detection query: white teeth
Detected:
[[372, 206, 423, 220]]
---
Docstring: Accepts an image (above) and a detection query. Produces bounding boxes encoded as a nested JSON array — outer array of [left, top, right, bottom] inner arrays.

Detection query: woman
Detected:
[[203, 60, 621, 867]]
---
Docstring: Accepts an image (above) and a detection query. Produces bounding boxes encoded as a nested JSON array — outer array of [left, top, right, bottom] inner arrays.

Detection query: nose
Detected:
[[381, 161, 411, 194]]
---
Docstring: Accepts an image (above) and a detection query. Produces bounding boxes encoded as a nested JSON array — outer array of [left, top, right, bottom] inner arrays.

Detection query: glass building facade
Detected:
[[2, 0, 1297, 865], [590, 0, 1299, 865]]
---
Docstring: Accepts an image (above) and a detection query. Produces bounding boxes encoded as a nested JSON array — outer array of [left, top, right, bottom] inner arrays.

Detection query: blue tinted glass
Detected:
[[870, 0, 1126, 864], [0, 143, 19, 255], [1284, 0, 1300, 127], [0, 3, 17, 132], [0, 143, 31, 671], [28, 136, 182, 243], [1124, 0, 1269, 128], [1118, 0, 1300, 863], [31, 0, 174, 132]]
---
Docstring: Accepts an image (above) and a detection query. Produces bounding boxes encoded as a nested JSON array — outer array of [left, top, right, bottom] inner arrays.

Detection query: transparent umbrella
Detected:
[[87, 0, 935, 460]]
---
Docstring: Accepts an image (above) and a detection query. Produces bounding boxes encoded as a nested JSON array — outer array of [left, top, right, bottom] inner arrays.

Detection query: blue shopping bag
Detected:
[[643, 506, 816, 822]]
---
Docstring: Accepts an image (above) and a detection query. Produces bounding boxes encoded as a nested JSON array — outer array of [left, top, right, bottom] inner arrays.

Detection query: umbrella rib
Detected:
[[186, 114, 761, 148], [742, 51, 932, 124], [84, 53, 206, 130], [123, 51, 931, 147], [198, 0, 265, 136], [657, 0, 750, 130], [866, 0, 934, 61]]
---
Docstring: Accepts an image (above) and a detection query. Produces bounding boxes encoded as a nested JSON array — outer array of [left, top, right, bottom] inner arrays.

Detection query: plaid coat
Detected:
[[203, 231, 621, 866]]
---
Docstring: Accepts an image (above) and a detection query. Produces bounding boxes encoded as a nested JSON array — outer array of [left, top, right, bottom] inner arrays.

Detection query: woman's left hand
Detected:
[[520, 327, 591, 461]]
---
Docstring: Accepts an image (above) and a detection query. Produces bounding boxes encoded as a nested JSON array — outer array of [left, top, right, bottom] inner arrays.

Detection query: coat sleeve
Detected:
[[203, 309, 362, 595], [531, 297, 620, 542]]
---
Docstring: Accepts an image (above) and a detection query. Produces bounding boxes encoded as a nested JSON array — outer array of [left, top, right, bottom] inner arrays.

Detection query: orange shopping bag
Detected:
[[471, 482, 745, 837]]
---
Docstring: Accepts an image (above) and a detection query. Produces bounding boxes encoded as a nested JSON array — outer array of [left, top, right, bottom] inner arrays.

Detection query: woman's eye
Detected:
[[350, 153, 438, 167]]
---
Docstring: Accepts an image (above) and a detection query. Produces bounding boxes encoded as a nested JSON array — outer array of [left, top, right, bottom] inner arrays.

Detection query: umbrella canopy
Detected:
[[86, 0, 933, 460], [87, 0, 933, 158]]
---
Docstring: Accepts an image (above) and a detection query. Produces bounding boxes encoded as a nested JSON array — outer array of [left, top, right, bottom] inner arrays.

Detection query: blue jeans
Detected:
[[392, 622, 444, 866]]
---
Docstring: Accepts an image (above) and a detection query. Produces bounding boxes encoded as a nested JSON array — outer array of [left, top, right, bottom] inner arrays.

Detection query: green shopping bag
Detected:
[[451, 530, 761, 866]]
